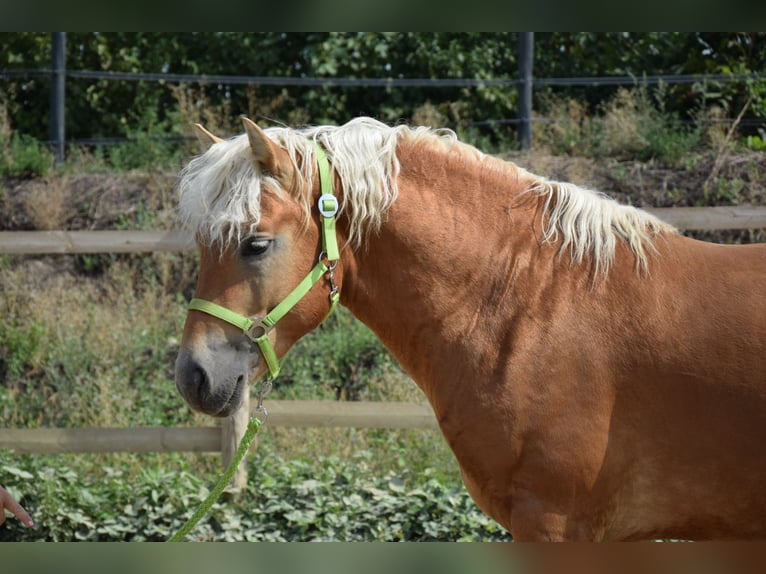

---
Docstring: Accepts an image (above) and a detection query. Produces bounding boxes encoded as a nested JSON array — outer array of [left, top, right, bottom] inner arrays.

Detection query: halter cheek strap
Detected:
[[187, 142, 340, 380]]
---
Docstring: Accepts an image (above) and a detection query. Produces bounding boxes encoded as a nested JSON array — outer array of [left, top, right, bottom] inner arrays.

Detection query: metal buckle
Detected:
[[253, 379, 272, 423]]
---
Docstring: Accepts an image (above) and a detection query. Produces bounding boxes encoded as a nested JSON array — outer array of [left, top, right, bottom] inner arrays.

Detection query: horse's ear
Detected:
[[242, 116, 287, 175], [193, 123, 223, 150]]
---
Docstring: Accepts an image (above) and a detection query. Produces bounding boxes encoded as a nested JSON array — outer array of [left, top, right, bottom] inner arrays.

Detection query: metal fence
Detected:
[[2, 32, 765, 161]]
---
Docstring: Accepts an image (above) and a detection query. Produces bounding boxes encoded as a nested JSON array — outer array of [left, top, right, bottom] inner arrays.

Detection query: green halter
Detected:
[[187, 142, 340, 380]]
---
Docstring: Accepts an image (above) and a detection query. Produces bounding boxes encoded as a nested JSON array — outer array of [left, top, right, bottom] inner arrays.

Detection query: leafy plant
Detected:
[[745, 130, 766, 151], [0, 450, 508, 542], [106, 129, 184, 172], [0, 132, 53, 177]]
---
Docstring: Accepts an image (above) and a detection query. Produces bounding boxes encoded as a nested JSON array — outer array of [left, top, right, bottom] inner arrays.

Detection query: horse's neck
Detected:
[[339, 142, 543, 399]]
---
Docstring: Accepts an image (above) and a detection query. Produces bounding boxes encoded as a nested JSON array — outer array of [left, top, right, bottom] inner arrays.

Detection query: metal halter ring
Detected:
[[318, 193, 339, 218], [318, 250, 338, 270], [245, 318, 272, 342]]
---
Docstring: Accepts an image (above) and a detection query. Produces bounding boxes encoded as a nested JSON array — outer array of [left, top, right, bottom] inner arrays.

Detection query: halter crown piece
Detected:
[[187, 141, 340, 380]]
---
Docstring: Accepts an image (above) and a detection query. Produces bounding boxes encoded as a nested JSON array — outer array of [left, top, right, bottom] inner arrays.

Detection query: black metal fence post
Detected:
[[50, 32, 66, 164], [518, 32, 534, 151]]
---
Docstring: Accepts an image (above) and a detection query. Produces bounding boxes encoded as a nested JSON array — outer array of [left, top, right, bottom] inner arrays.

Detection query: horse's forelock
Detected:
[[177, 134, 263, 249], [177, 117, 430, 250]]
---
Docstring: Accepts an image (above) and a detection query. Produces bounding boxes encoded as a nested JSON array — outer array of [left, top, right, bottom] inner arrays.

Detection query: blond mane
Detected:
[[526, 175, 674, 274], [177, 117, 452, 249], [177, 117, 672, 272]]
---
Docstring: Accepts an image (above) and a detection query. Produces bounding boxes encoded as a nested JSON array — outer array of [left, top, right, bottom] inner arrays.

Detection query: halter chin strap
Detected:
[[188, 142, 340, 380]]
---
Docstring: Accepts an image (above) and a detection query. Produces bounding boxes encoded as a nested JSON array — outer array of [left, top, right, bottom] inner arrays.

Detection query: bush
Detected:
[[0, 132, 54, 178], [0, 450, 509, 542]]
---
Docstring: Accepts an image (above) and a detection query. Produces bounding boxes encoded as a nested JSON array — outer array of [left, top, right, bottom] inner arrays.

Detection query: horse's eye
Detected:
[[241, 237, 272, 258]]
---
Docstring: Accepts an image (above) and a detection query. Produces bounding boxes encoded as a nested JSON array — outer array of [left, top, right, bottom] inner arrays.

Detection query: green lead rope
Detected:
[[167, 416, 262, 542]]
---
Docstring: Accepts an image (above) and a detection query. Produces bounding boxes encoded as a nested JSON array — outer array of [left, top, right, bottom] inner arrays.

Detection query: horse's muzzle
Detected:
[[174, 348, 247, 417]]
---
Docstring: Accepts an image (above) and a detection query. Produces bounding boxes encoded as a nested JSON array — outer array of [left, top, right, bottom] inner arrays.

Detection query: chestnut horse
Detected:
[[175, 116, 766, 541]]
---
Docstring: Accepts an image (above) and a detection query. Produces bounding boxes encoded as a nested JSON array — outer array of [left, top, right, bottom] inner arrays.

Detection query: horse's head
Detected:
[[174, 117, 342, 416]]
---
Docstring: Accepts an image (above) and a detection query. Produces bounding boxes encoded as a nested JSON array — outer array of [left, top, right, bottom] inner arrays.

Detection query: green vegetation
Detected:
[[1, 33, 765, 158], [0, 133, 54, 177], [0, 251, 476, 541], [0, 449, 505, 542]]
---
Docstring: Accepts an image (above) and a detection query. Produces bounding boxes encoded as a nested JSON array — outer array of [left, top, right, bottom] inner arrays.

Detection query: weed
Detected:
[[0, 132, 54, 178], [0, 320, 46, 381], [0, 258, 189, 428], [169, 83, 237, 141], [532, 95, 592, 156], [706, 177, 746, 205], [58, 145, 111, 174], [533, 86, 703, 167], [22, 177, 71, 230], [106, 130, 184, 172], [0, 448, 505, 542], [745, 132, 766, 151]]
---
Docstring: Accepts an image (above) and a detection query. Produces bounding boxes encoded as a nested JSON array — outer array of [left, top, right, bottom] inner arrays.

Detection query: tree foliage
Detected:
[[1, 32, 764, 150]]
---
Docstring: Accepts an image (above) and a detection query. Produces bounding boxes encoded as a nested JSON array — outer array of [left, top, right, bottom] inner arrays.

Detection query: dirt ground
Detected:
[[1, 150, 764, 240]]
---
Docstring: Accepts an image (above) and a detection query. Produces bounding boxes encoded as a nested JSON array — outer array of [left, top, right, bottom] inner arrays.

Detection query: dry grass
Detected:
[[533, 88, 653, 158], [0, 91, 11, 143], [22, 177, 71, 230], [170, 84, 237, 138], [594, 88, 652, 157], [0, 255, 198, 429], [412, 101, 451, 129], [532, 96, 592, 156]]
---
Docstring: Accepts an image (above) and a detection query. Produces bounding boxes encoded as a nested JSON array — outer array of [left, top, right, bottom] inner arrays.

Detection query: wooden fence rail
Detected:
[[0, 401, 438, 455], [0, 206, 765, 256], [643, 206, 766, 231], [0, 230, 194, 254]]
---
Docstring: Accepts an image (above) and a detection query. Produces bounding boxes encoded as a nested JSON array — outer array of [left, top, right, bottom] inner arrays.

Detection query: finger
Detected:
[[4, 498, 34, 528]]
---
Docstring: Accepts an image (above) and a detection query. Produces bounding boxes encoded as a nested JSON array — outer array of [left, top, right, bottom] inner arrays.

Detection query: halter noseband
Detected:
[[187, 142, 340, 381]]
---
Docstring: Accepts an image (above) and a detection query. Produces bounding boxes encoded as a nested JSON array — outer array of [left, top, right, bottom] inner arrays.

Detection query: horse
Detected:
[[174, 115, 766, 541]]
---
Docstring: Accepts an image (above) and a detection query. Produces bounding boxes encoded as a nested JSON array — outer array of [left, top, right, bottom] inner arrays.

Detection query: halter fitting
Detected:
[[187, 141, 340, 381]]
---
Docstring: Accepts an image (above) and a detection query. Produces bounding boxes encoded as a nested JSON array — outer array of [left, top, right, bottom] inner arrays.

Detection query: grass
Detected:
[[0, 133, 54, 178], [1, 257, 186, 428]]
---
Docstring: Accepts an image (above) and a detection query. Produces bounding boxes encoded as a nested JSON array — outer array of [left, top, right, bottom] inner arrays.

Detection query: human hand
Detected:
[[0, 485, 34, 528]]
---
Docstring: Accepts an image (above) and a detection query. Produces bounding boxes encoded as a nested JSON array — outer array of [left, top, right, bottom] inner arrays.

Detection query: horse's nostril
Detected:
[[175, 352, 212, 412], [189, 365, 210, 403]]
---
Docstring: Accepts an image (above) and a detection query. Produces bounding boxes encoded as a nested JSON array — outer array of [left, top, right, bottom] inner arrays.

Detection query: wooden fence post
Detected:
[[220, 391, 251, 494]]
